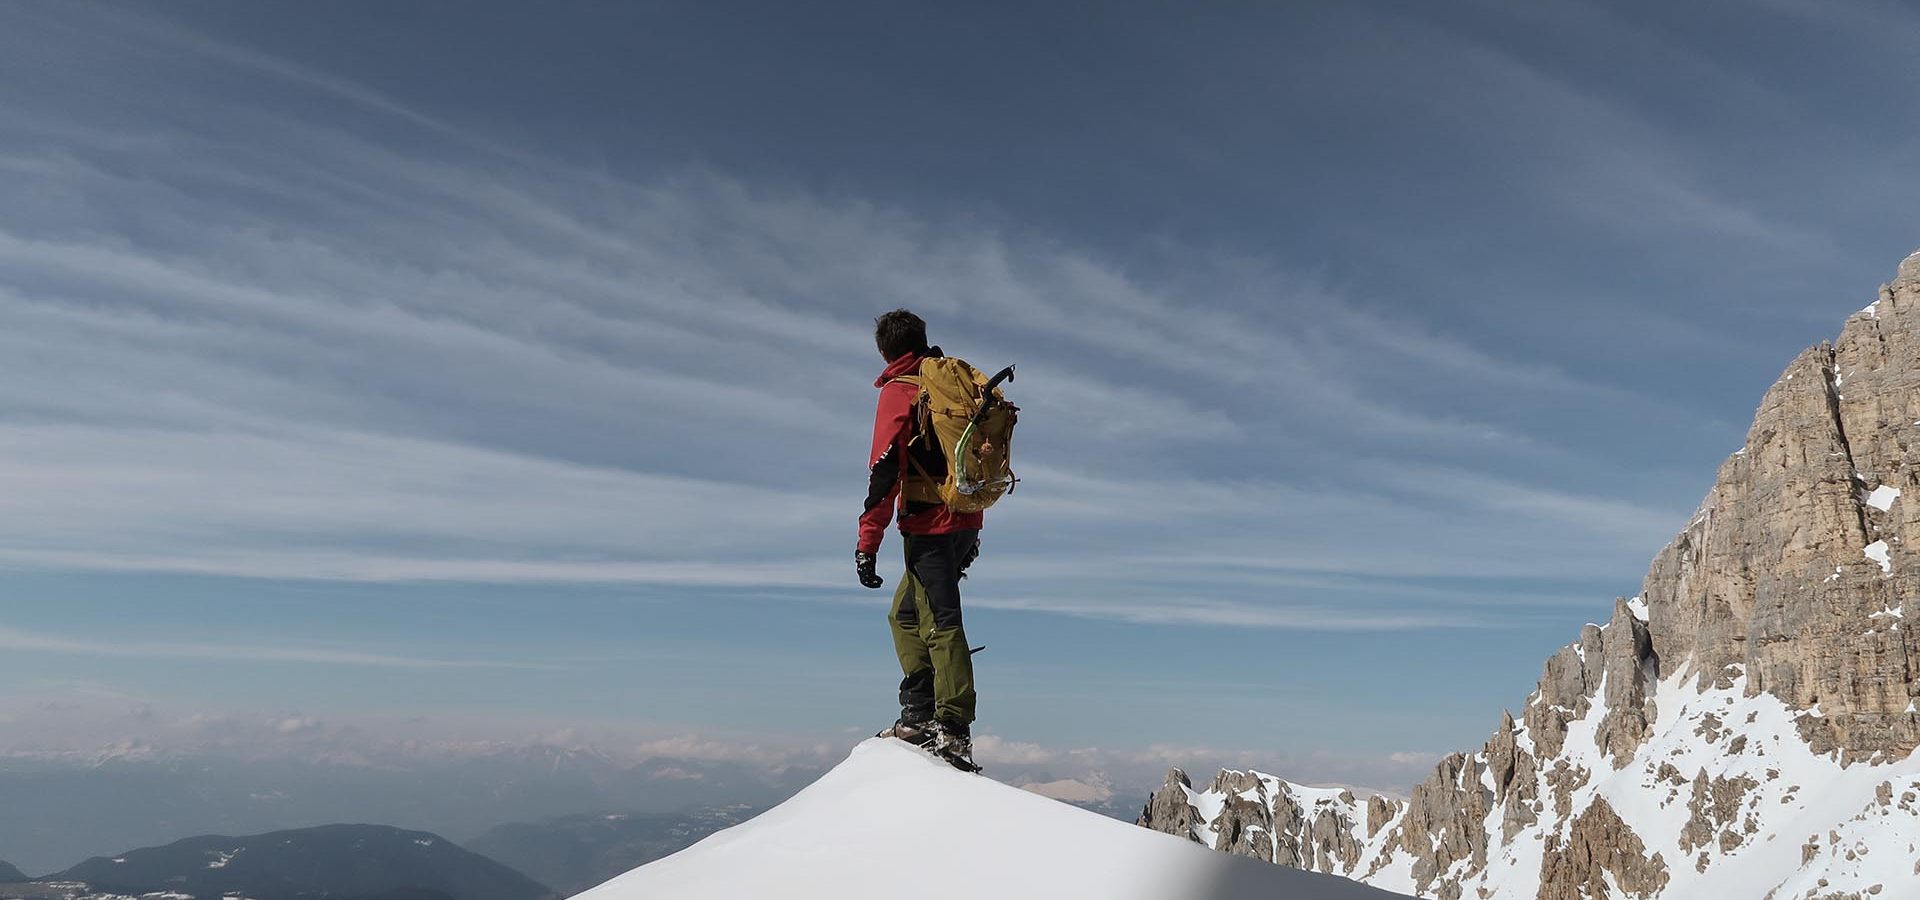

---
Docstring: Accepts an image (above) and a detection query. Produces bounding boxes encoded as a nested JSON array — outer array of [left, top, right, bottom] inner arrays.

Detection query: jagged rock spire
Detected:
[[1897, 247, 1920, 285]]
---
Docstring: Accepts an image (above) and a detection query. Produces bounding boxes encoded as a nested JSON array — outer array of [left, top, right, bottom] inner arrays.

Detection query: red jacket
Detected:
[[858, 350, 985, 555]]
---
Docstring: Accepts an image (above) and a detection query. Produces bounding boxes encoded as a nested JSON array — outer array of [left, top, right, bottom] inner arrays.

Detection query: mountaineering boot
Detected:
[[929, 719, 979, 773], [877, 707, 936, 746]]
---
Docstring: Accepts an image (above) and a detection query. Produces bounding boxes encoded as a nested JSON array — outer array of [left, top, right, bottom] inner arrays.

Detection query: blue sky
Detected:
[[2, 0, 1919, 791]]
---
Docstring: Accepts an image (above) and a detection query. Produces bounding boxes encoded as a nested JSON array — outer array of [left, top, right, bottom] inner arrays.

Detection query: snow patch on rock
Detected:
[[1864, 540, 1893, 574], [1626, 595, 1650, 622]]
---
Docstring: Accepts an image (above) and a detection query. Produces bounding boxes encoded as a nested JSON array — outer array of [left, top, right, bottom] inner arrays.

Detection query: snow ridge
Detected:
[[582, 739, 1404, 900]]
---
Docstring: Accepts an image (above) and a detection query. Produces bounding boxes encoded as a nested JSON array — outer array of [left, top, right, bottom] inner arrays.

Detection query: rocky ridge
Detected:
[[1139, 250, 1920, 900]]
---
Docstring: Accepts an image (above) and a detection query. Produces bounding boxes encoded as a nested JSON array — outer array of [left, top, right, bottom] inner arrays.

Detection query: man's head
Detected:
[[874, 308, 929, 361]]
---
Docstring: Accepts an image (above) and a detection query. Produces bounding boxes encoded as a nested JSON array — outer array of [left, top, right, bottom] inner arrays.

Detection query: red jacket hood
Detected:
[[874, 349, 935, 387]]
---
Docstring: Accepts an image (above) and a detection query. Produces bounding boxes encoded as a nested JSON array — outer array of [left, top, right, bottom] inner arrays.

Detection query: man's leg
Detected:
[[888, 537, 935, 722], [906, 530, 977, 727]]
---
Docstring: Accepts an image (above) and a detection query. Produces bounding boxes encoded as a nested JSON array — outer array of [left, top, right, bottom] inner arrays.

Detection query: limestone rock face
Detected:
[[1137, 766, 1404, 880], [1677, 770, 1759, 856], [1642, 268, 1920, 759], [1137, 251, 1920, 900], [1537, 798, 1669, 900], [1135, 768, 1200, 843]]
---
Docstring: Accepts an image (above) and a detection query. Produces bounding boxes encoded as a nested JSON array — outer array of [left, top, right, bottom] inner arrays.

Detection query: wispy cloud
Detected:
[[0, 693, 1442, 804], [0, 0, 1716, 641], [1366, 10, 1830, 255], [971, 595, 1485, 631], [17, 1, 469, 141], [0, 626, 550, 670]]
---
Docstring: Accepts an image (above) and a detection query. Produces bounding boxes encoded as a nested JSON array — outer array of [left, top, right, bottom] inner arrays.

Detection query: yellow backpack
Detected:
[[891, 357, 1019, 514]]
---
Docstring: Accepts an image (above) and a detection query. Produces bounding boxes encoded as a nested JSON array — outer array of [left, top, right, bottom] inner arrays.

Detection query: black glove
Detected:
[[958, 537, 980, 579], [855, 551, 884, 589]]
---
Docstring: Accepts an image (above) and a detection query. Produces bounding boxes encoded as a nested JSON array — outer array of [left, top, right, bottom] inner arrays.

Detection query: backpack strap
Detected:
[[885, 375, 943, 503], [886, 375, 933, 447], [903, 443, 939, 488]]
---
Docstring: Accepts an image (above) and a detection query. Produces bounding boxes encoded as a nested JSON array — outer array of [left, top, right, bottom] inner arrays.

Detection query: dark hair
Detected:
[[874, 308, 929, 361]]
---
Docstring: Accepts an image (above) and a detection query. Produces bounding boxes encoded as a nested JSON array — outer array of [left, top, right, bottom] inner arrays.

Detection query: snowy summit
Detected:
[[574, 738, 1405, 900]]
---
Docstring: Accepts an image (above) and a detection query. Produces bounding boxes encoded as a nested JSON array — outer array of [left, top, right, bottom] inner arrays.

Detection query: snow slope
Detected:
[[574, 738, 1409, 900]]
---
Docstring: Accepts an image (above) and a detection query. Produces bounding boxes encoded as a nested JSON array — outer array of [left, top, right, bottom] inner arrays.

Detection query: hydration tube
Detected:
[[954, 365, 1016, 493]]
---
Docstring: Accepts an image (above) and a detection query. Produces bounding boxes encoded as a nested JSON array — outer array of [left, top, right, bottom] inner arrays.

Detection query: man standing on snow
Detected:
[[859, 309, 982, 770]]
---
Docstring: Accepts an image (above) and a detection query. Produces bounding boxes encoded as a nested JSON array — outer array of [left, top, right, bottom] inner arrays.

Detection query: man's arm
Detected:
[[857, 382, 916, 556]]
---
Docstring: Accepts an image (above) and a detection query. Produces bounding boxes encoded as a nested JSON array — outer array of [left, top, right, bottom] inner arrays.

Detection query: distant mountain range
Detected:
[[0, 824, 552, 900], [0, 745, 822, 877], [0, 861, 25, 883], [465, 806, 757, 895]]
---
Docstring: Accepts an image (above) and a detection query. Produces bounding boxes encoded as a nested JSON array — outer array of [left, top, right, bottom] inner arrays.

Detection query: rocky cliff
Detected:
[[1140, 250, 1920, 900]]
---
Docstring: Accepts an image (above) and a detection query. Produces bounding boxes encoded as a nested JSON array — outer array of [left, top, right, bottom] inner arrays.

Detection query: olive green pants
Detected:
[[888, 531, 977, 725]]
